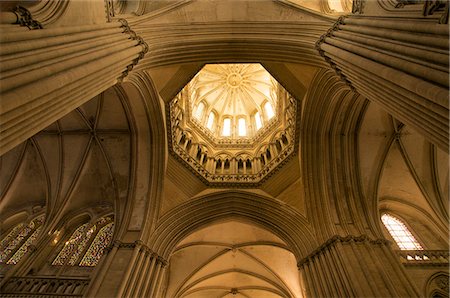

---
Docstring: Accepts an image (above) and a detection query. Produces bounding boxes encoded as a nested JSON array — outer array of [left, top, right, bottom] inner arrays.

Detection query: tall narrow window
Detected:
[[381, 213, 423, 250], [206, 112, 215, 130], [238, 118, 247, 136], [264, 102, 275, 120], [0, 214, 45, 265], [194, 102, 205, 120], [222, 118, 231, 136], [254, 112, 262, 130]]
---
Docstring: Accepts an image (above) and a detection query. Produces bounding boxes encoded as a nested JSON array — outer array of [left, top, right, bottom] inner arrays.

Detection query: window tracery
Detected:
[[0, 214, 45, 264], [52, 216, 114, 267], [381, 213, 423, 250]]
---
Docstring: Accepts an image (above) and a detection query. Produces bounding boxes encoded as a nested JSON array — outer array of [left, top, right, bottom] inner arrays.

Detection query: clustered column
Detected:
[[115, 241, 168, 298], [0, 17, 148, 155], [297, 235, 419, 297], [316, 16, 449, 151]]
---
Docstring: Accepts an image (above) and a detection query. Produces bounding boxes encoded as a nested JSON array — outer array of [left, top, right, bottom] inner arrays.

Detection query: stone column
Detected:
[[297, 235, 420, 297], [0, 19, 148, 155], [316, 16, 449, 152]]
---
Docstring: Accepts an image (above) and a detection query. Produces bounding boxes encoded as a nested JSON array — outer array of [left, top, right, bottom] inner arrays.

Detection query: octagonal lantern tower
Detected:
[[168, 63, 300, 186]]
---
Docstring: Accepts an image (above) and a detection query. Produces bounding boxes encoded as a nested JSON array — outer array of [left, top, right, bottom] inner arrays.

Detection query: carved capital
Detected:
[[297, 234, 390, 268], [12, 6, 42, 30]]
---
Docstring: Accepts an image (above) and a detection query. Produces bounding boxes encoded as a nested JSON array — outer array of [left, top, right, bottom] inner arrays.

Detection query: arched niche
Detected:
[[425, 272, 449, 298]]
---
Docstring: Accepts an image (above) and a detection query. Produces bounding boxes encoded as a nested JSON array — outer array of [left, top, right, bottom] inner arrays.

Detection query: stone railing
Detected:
[[397, 250, 449, 266], [1, 276, 90, 297]]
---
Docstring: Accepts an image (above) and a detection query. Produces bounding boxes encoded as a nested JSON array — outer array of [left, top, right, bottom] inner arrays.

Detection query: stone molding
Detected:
[[297, 234, 390, 268]]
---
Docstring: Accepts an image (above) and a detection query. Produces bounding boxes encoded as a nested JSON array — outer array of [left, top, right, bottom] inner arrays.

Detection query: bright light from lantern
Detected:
[[255, 112, 262, 130], [206, 112, 215, 130], [194, 102, 205, 120], [328, 0, 343, 12], [265, 102, 275, 120], [222, 118, 231, 136], [238, 118, 247, 136]]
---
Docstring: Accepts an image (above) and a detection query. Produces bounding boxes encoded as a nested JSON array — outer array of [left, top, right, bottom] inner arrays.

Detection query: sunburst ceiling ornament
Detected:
[[189, 64, 277, 132]]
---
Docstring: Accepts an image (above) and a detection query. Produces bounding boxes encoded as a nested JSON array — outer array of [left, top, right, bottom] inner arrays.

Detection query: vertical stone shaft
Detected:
[[317, 16, 449, 152], [298, 236, 420, 297], [0, 20, 148, 155]]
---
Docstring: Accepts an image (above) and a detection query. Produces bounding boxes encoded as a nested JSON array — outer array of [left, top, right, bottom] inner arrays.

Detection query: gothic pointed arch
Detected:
[[148, 190, 317, 261]]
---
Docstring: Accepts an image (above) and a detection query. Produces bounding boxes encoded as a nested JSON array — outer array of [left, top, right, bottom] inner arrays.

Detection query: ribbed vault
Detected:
[[166, 221, 303, 298]]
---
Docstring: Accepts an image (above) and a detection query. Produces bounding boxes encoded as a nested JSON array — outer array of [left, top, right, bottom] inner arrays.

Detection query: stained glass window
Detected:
[[381, 213, 423, 250], [79, 223, 114, 267], [68, 225, 96, 265], [0, 224, 25, 262], [7, 226, 42, 265], [52, 216, 114, 267], [52, 223, 89, 266], [0, 214, 45, 264]]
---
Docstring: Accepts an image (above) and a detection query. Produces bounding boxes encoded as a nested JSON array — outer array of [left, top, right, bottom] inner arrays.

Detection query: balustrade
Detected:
[[397, 250, 449, 265], [1, 276, 90, 296]]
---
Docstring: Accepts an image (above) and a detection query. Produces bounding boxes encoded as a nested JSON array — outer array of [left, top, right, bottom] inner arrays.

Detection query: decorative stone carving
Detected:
[[395, 0, 421, 8], [316, 17, 356, 91], [117, 19, 149, 82], [12, 6, 42, 29], [423, 0, 449, 23], [105, 0, 115, 22], [352, 0, 365, 13], [435, 275, 449, 291]]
